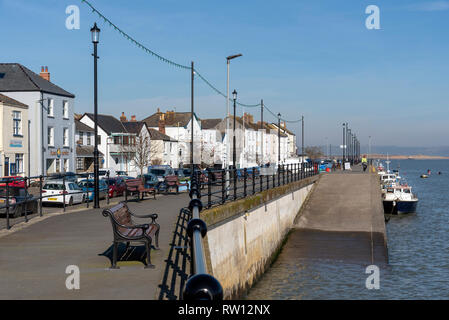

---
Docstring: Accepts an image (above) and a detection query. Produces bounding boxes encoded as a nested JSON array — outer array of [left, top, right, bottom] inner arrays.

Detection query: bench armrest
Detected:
[[130, 212, 158, 222]]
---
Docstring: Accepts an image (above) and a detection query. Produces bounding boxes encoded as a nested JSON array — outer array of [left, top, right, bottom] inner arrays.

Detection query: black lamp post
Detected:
[[278, 113, 281, 166], [232, 90, 237, 169], [91, 23, 100, 208]]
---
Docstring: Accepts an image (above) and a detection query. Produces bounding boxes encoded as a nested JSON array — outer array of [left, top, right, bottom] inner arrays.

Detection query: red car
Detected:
[[0, 176, 26, 188], [105, 177, 126, 198]]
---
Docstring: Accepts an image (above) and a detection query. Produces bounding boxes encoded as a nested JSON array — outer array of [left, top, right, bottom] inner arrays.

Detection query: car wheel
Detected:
[[68, 197, 73, 206]]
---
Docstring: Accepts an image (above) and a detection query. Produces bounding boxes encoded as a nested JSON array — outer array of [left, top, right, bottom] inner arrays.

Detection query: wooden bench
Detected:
[[102, 202, 160, 269], [125, 178, 156, 202], [164, 175, 189, 194]]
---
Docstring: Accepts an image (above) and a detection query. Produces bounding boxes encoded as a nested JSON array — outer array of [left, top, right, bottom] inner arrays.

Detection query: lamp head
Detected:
[[91, 23, 101, 44]]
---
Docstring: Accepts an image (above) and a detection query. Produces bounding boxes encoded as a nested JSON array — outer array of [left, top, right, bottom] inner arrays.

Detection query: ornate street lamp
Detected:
[[91, 23, 100, 208]]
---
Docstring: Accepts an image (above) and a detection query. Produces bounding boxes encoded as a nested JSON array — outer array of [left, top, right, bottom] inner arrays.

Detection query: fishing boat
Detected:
[[382, 185, 418, 214]]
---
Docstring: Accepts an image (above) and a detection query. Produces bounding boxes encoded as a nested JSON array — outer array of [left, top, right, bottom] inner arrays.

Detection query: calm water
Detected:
[[247, 160, 449, 299]]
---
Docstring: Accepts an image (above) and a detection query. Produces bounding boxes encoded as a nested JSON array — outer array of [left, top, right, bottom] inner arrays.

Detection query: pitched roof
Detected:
[[121, 121, 146, 134], [83, 113, 127, 135], [201, 118, 222, 130], [0, 93, 28, 108], [148, 128, 174, 141], [0, 63, 75, 98], [142, 111, 195, 127], [271, 123, 295, 136], [76, 145, 103, 157], [75, 119, 94, 132]]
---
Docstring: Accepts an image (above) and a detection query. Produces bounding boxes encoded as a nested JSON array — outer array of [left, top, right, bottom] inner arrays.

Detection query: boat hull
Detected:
[[396, 200, 418, 214], [383, 200, 397, 214]]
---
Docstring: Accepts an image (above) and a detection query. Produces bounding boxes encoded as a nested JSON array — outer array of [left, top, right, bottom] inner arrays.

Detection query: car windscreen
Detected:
[[43, 183, 64, 190]]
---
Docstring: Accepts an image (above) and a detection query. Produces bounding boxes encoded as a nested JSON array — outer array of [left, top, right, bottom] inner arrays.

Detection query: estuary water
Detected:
[[247, 160, 449, 299]]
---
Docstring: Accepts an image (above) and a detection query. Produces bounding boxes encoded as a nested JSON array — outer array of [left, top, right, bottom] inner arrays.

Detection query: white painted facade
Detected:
[[0, 91, 75, 176]]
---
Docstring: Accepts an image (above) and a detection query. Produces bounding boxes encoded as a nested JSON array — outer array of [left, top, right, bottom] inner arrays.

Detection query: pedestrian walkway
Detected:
[[0, 193, 189, 299]]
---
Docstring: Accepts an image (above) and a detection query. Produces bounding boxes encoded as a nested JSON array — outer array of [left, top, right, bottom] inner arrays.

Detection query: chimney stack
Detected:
[[158, 113, 166, 134], [39, 66, 50, 81], [120, 112, 127, 122], [130, 115, 136, 122]]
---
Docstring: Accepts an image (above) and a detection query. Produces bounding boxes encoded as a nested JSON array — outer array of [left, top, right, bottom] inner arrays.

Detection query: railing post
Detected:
[[233, 168, 237, 201], [62, 175, 66, 212], [207, 169, 212, 208], [283, 164, 285, 185], [287, 164, 289, 184], [221, 169, 225, 204], [6, 179, 10, 230], [39, 175, 43, 217], [183, 173, 223, 301], [243, 168, 247, 198], [259, 167, 262, 193], [273, 169, 276, 189], [277, 165, 280, 187], [24, 177, 28, 223], [252, 167, 255, 195]]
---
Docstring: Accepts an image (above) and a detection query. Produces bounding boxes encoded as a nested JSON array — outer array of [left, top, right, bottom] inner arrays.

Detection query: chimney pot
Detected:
[[131, 115, 136, 122], [39, 66, 50, 82], [120, 112, 127, 122]]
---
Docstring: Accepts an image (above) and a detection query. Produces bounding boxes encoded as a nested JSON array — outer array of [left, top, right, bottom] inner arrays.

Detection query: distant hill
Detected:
[[321, 145, 449, 158]]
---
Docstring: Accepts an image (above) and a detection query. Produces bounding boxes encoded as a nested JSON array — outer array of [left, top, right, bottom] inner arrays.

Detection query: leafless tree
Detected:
[[305, 146, 324, 160]]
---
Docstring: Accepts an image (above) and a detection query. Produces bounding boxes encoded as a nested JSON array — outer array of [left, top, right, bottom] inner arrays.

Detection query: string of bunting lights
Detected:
[[80, 0, 301, 122]]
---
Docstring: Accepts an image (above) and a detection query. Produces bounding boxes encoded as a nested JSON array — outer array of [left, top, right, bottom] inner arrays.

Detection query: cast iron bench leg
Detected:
[[144, 239, 155, 269], [111, 242, 120, 269]]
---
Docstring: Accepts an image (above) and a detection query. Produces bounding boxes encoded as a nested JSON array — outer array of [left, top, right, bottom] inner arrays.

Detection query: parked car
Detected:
[[174, 169, 190, 183], [0, 186, 38, 218], [0, 176, 26, 188], [78, 179, 108, 201], [105, 177, 126, 198], [42, 180, 85, 206], [99, 168, 116, 178], [148, 165, 175, 182], [116, 171, 127, 177], [46, 172, 78, 182], [137, 174, 160, 189]]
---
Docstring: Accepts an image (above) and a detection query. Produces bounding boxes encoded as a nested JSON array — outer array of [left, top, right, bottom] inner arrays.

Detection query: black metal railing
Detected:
[[198, 162, 319, 209], [182, 173, 223, 300], [0, 172, 118, 230]]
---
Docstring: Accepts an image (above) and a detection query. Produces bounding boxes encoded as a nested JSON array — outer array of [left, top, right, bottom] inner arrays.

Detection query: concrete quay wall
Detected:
[[200, 176, 319, 299]]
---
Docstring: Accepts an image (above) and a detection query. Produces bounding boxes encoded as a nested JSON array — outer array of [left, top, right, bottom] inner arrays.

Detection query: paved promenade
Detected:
[[294, 165, 388, 264], [0, 193, 189, 299]]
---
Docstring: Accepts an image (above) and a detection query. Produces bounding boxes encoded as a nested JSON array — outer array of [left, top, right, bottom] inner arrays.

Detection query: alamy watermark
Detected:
[[365, 265, 380, 290], [65, 5, 80, 30], [365, 5, 380, 30], [65, 265, 80, 290]]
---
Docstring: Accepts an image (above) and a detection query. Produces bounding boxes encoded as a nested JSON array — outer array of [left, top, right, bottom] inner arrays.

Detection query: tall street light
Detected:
[[232, 90, 237, 170], [91, 23, 100, 208], [226, 54, 242, 195], [278, 113, 281, 166]]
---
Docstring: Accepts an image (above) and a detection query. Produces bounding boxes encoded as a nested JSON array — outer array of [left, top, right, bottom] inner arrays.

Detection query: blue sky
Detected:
[[1, 0, 448, 148]]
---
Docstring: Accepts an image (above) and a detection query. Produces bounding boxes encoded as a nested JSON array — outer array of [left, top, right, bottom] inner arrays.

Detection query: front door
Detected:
[[4, 157, 9, 176]]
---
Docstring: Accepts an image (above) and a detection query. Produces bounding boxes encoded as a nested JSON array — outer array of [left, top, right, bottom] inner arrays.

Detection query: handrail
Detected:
[[182, 172, 223, 300]]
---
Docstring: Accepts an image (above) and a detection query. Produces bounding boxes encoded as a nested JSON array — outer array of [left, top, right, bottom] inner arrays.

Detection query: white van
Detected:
[[99, 168, 116, 178]]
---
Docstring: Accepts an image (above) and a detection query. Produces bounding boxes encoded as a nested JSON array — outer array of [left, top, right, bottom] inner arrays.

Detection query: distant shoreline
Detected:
[[368, 154, 449, 160]]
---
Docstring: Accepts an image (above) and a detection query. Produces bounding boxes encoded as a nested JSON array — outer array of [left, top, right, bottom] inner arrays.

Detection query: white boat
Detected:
[[382, 185, 418, 214]]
